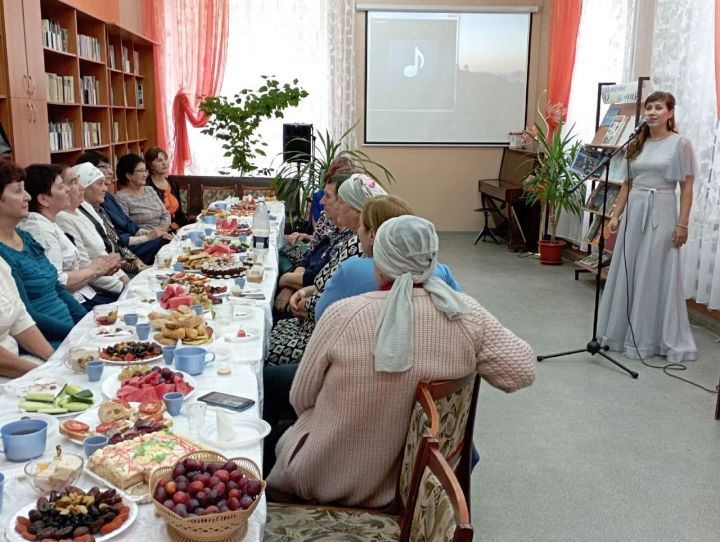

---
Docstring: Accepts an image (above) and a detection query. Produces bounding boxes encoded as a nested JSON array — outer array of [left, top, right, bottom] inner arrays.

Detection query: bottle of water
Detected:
[[252, 200, 270, 259]]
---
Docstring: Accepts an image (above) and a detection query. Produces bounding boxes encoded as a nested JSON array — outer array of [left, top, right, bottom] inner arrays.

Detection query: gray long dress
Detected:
[[597, 133, 698, 362]]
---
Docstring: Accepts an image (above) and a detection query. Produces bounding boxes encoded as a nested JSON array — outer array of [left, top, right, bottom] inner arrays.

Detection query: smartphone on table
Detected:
[[198, 391, 256, 412]]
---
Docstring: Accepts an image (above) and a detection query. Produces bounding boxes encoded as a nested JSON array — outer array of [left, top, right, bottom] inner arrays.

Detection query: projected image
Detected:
[[366, 11, 531, 144]]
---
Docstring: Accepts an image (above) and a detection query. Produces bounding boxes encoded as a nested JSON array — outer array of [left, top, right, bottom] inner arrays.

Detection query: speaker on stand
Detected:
[[282, 123, 314, 230]]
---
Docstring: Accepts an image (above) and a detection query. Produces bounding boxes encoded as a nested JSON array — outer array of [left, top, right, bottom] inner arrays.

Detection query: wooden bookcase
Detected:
[[0, 0, 157, 167]]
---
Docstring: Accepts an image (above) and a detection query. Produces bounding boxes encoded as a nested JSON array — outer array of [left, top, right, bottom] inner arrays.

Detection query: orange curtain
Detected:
[[546, 0, 583, 137], [143, 0, 229, 174]]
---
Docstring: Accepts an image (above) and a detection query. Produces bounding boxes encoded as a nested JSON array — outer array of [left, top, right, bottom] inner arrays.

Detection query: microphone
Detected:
[[628, 118, 648, 139]]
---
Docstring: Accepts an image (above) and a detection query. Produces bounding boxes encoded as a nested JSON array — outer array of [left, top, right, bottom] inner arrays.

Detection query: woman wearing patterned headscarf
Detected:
[[266, 173, 387, 366], [266, 215, 535, 508]]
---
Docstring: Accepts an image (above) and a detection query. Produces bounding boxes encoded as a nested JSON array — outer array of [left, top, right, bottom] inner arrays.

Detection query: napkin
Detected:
[[216, 410, 236, 442]]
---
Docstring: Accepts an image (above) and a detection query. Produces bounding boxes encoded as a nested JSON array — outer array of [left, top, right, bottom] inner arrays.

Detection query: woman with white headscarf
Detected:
[[266, 173, 387, 366], [266, 215, 536, 508]]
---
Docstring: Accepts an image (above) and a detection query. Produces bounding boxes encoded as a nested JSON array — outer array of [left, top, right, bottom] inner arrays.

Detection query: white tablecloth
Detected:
[[0, 202, 284, 541]]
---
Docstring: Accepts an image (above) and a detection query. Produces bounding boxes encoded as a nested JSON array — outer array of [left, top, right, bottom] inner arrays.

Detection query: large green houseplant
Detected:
[[522, 115, 585, 265], [272, 124, 395, 223], [198, 76, 308, 175]]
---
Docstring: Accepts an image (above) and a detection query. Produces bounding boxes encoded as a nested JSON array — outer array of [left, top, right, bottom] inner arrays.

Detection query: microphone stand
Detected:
[[536, 129, 640, 379]]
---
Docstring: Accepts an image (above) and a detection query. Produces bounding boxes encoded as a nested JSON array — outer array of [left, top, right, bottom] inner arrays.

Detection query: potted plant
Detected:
[[522, 109, 585, 265], [272, 124, 395, 225], [198, 76, 309, 175]]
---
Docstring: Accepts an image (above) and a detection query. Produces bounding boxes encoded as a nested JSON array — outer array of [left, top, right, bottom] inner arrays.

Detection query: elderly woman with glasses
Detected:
[[113, 154, 172, 232], [265, 215, 536, 507]]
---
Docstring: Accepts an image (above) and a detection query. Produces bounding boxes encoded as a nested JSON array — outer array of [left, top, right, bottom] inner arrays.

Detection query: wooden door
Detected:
[[3, 0, 30, 99], [9, 97, 49, 165], [21, 0, 45, 101]]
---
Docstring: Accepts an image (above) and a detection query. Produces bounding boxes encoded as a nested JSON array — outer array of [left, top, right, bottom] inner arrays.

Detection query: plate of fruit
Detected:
[[8, 486, 137, 542], [18, 383, 95, 417], [102, 366, 196, 402], [100, 341, 162, 365]]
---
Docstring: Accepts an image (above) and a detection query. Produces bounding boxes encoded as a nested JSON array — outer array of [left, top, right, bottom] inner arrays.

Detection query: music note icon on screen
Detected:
[[402, 46, 425, 78]]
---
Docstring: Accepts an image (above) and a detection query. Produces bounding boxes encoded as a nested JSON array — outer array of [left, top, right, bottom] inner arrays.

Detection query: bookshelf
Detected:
[[0, 0, 157, 167], [573, 78, 649, 280]]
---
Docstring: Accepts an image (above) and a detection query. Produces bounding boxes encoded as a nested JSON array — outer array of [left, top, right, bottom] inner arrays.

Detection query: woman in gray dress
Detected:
[[598, 91, 697, 362]]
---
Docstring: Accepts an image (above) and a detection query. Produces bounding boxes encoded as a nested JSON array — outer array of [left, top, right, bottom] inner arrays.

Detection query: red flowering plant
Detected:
[[521, 92, 585, 244]]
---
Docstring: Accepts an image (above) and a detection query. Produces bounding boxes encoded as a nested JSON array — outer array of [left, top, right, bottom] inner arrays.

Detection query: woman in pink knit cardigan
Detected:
[[266, 215, 536, 508]]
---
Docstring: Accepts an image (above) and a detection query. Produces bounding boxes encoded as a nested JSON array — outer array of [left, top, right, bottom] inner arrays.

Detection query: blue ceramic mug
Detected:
[[174, 347, 215, 376], [163, 391, 184, 416], [83, 435, 108, 457], [123, 313, 139, 326], [201, 215, 217, 225], [162, 345, 176, 365], [135, 323, 151, 340], [213, 202, 229, 210], [0, 419, 48, 462]]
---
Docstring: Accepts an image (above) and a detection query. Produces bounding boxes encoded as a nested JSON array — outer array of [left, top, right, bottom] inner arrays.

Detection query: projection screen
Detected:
[[364, 10, 532, 145]]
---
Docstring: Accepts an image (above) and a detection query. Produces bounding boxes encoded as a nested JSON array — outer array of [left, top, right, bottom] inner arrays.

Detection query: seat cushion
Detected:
[[264, 503, 400, 542]]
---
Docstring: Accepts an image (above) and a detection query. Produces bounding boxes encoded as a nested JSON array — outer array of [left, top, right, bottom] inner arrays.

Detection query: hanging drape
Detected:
[[557, 0, 633, 246], [327, 0, 357, 147], [650, 0, 720, 309], [546, 0, 583, 138], [143, 0, 229, 175]]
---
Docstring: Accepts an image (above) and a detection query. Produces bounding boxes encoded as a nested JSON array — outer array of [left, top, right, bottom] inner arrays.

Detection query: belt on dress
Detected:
[[631, 186, 675, 232]]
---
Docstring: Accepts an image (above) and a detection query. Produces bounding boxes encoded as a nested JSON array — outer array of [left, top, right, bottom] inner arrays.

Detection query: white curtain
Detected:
[[650, 0, 720, 309], [184, 0, 357, 175], [557, 0, 634, 246]]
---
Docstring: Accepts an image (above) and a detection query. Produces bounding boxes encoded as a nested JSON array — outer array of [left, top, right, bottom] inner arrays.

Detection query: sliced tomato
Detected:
[[95, 421, 119, 434], [63, 420, 90, 434], [138, 401, 163, 415]]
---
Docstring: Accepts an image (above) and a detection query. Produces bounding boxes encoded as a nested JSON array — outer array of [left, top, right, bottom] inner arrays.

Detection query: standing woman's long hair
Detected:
[[626, 91, 677, 160]]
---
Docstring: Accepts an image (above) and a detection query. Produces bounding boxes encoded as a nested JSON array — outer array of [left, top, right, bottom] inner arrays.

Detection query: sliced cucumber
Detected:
[[37, 406, 69, 414], [24, 391, 56, 403], [64, 402, 91, 412], [19, 400, 50, 412], [63, 383, 83, 396]]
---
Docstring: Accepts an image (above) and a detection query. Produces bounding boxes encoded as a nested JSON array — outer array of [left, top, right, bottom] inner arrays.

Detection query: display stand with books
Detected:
[[573, 78, 649, 281]]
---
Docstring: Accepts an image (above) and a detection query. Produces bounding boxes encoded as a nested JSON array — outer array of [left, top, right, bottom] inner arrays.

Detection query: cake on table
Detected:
[[87, 430, 203, 489]]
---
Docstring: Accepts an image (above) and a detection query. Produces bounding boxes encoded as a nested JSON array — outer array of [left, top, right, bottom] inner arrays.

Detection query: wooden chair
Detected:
[[263, 383, 438, 541], [400, 439, 474, 542], [420, 374, 481, 502]]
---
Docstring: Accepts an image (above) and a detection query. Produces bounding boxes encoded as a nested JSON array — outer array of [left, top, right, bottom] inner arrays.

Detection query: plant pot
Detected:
[[538, 240, 566, 265]]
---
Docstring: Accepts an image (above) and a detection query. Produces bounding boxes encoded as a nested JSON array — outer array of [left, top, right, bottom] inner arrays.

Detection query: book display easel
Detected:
[[573, 78, 650, 281], [0, 0, 158, 167]]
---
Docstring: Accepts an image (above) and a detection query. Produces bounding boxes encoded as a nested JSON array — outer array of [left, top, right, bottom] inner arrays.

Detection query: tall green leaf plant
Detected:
[[522, 119, 585, 244]]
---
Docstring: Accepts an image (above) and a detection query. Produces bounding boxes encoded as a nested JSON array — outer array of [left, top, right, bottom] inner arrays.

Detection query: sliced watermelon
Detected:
[[174, 379, 194, 396], [168, 295, 193, 309]]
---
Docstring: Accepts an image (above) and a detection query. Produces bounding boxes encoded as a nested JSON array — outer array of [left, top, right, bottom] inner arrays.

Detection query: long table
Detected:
[[0, 201, 284, 541]]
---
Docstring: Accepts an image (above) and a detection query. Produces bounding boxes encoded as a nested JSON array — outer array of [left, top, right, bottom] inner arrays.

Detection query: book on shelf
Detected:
[[585, 183, 621, 215], [600, 106, 621, 127], [45, 73, 76, 103], [81, 76, 101, 105], [133, 51, 140, 75], [108, 45, 116, 69], [578, 251, 612, 269], [607, 152, 627, 182], [600, 116, 630, 146], [112, 122, 120, 143], [584, 214, 603, 243], [570, 145, 606, 177], [48, 119, 74, 152], [77, 34, 101, 61], [121, 46, 131, 73], [587, 217, 618, 252], [82, 121, 102, 147], [42, 19, 70, 53], [136, 83, 144, 107]]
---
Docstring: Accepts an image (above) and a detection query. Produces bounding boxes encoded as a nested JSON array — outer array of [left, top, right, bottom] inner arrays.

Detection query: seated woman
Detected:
[[76, 151, 168, 265], [266, 215, 536, 507], [114, 154, 172, 231], [267, 173, 386, 365], [0, 160, 86, 348], [144, 147, 187, 229], [56, 163, 141, 295], [274, 172, 350, 315], [315, 194, 461, 321], [20, 164, 120, 310], [0, 258, 54, 379]]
